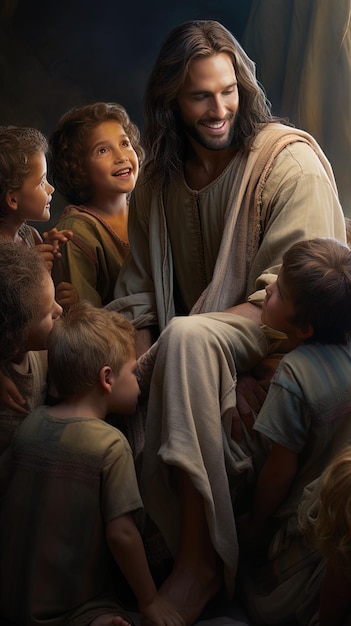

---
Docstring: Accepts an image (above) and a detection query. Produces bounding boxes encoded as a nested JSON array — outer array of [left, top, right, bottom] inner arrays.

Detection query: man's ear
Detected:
[[296, 324, 314, 341], [99, 366, 113, 393], [5, 190, 18, 211]]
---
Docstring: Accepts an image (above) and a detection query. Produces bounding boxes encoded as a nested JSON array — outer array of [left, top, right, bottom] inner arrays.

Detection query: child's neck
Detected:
[[84, 197, 129, 241], [47, 391, 107, 421], [84, 194, 128, 217], [0, 217, 25, 243]]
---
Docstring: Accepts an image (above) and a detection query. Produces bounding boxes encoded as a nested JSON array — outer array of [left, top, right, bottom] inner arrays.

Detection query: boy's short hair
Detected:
[[49, 102, 144, 205], [0, 242, 47, 363], [0, 126, 48, 215], [47, 300, 137, 399], [300, 445, 351, 571], [282, 237, 351, 344]]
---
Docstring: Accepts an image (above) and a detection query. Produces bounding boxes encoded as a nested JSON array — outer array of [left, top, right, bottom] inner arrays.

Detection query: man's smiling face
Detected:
[[177, 52, 239, 151]]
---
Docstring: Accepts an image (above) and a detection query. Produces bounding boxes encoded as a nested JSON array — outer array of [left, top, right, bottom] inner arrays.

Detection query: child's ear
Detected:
[[99, 366, 113, 393], [296, 324, 314, 341], [5, 190, 18, 210]]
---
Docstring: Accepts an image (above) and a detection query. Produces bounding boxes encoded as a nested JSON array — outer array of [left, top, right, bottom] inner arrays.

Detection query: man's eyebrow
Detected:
[[188, 81, 238, 96]]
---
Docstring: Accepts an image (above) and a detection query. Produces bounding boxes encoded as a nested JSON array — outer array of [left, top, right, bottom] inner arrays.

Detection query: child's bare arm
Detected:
[[240, 442, 298, 538], [106, 513, 184, 626], [319, 560, 351, 626]]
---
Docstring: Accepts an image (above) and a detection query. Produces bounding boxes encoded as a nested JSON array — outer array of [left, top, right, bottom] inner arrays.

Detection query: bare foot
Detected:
[[158, 563, 223, 626], [90, 613, 133, 626]]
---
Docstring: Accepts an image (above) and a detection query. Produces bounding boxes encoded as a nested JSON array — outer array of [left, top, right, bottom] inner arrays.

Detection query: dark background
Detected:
[[1, 0, 350, 223], [0, 0, 251, 133]]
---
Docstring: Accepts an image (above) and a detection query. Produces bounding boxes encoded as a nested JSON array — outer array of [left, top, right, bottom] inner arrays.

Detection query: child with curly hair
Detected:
[[50, 102, 143, 308], [0, 125, 74, 412], [0, 124, 73, 281], [0, 242, 62, 458]]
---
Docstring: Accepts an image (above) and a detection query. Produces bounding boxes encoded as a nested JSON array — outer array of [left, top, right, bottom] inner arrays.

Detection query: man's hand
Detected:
[[231, 374, 268, 442]]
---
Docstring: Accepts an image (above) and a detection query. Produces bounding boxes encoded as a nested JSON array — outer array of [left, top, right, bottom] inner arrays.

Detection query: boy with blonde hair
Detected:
[[0, 301, 184, 626]]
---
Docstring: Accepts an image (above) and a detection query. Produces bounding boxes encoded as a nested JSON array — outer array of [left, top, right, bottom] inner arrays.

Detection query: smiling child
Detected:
[[50, 102, 144, 308]]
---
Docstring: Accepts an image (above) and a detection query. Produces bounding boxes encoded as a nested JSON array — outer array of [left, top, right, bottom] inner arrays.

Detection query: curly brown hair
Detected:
[[49, 102, 144, 205], [0, 126, 48, 215]]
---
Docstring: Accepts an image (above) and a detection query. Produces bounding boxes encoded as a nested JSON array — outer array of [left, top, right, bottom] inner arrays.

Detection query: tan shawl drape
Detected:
[[190, 122, 338, 315]]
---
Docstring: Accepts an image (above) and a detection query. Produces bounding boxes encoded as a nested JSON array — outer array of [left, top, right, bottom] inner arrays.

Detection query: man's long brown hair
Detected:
[[142, 19, 283, 188]]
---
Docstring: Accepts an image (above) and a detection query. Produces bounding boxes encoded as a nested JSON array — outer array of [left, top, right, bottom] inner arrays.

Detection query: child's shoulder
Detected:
[[15, 408, 133, 459], [55, 205, 109, 233], [277, 340, 351, 384], [18, 223, 40, 246]]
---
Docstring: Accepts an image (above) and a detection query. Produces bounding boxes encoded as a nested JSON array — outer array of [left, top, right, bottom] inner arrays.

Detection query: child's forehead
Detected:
[[27, 150, 46, 167], [28, 150, 46, 161], [25, 151, 47, 173], [89, 120, 126, 138]]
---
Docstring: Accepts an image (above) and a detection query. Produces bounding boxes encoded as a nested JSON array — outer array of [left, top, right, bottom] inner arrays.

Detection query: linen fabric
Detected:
[[112, 123, 345, 330], [140, 313, 287, 595], [52, 204, 129, 307]]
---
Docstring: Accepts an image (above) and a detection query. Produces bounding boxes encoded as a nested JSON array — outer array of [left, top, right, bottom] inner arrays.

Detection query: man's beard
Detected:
[[182, 115, 236, 151]]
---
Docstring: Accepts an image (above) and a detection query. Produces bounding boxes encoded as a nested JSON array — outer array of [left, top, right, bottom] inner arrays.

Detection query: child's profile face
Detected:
[[85, 121, 139, 202], [110, 353, 140, 415], [26, 271, 62, 351], [261, 268, 298, 338], [13, 151, 54, 222]]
